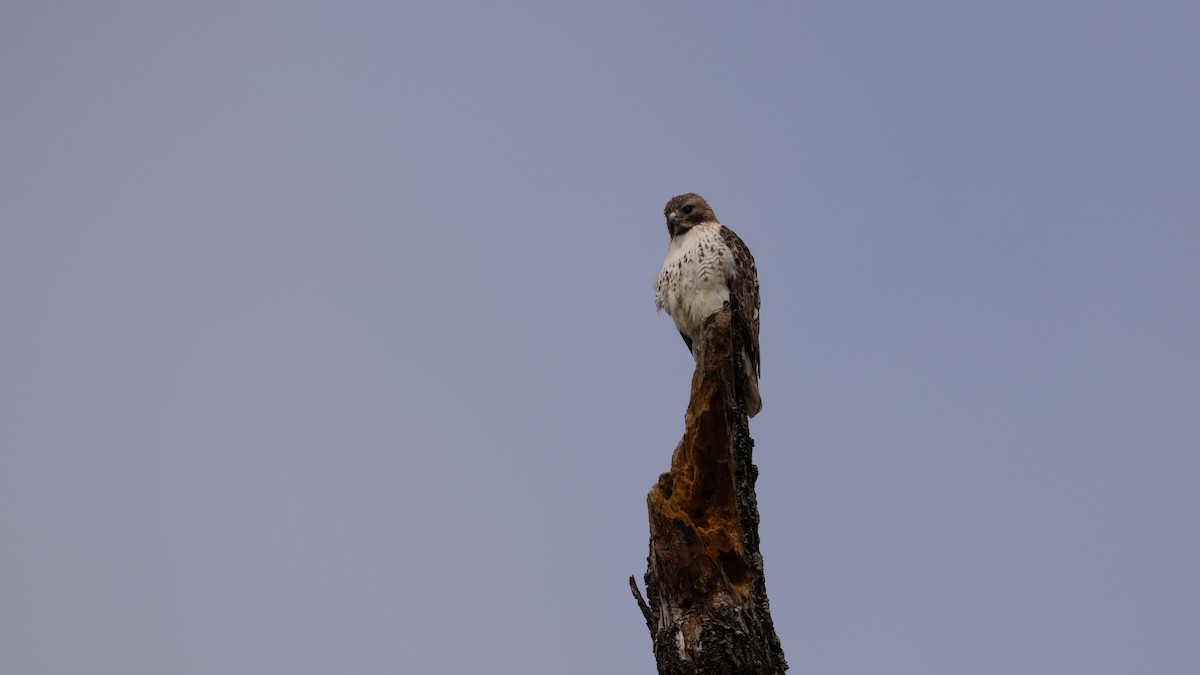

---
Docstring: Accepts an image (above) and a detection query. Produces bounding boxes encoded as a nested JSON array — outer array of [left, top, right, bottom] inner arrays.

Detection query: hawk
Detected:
[[655, 193, 762, 417]]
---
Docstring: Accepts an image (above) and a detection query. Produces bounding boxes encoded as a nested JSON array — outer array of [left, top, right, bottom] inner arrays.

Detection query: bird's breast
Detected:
[[655, 227, 734, 337]]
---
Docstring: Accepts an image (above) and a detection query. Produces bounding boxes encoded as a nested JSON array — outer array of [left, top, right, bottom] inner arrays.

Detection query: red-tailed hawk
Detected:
[[655, 193, 762, 417]]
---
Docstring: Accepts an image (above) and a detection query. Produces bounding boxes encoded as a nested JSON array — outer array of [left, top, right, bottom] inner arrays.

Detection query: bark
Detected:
[[631, 300, 788, 674]]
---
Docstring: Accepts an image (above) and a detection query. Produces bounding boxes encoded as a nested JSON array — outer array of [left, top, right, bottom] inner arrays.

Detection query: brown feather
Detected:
[[719, 225, 761, 378]]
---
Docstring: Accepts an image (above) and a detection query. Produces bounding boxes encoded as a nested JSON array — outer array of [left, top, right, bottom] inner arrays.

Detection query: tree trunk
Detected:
[[631, 301, 788, 674]]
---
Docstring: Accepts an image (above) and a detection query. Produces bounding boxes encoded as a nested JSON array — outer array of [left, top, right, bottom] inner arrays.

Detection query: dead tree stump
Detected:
[[631, 301, 787, 674]]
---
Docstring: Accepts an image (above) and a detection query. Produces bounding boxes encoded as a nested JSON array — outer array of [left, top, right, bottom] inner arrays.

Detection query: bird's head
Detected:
[[664, 193, 717, 238]]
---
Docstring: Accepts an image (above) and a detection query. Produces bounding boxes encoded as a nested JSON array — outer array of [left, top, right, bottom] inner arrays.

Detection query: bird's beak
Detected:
[[667, 212, 680, 226]]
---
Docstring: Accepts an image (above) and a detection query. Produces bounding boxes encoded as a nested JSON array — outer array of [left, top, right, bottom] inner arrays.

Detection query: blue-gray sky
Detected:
[[3, 2, 1198, 673]]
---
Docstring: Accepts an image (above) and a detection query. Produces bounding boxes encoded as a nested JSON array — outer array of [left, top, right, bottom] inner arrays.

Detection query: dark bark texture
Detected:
[[632, 301, 787, 674]]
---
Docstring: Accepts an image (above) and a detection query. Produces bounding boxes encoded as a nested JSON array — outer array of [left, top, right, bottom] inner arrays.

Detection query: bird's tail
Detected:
[[742, 352, 762, 418]]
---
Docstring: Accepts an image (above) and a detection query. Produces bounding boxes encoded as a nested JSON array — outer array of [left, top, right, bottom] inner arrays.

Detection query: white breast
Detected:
[[654, 223, 735, 341]]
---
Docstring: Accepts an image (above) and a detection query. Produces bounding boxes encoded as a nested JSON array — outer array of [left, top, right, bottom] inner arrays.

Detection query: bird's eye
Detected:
[[682, 205, 695, 215]]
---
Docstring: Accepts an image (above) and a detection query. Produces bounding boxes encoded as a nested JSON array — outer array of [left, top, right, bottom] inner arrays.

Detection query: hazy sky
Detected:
[[3, 2, 1198, 673]]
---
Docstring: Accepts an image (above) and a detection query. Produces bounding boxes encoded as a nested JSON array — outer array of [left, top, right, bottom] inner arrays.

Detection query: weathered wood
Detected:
[[633, 300, 787, 674]]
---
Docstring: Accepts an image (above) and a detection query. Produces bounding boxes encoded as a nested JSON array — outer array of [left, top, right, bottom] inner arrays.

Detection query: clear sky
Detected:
[[3, 2, 1198, 673]]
